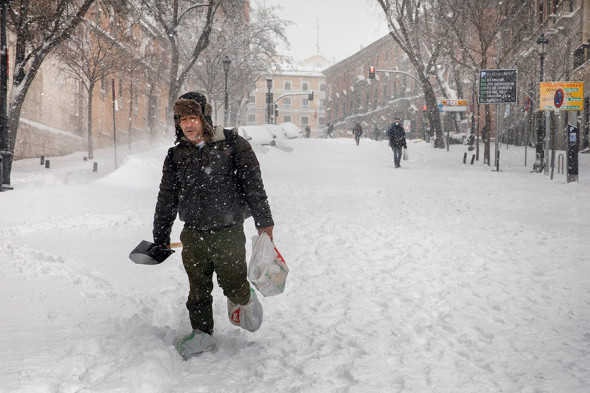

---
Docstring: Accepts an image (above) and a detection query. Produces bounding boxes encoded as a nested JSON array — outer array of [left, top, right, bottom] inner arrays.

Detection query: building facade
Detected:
[[247, 56, 328, 136], [324, 35, 425, 140], [501, 0, 590, 153]]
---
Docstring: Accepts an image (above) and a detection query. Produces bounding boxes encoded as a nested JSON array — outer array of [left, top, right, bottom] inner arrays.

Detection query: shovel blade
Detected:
[[129, 240, 175, 265]]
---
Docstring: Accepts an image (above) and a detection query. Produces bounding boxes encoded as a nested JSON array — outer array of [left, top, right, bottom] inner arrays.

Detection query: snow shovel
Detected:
[[129, 240, 183, 265]]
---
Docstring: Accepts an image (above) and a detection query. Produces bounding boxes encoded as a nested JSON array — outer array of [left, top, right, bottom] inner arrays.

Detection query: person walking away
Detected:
[[353, 122, 363, 145], [153, 92, 275, 359], [305, 125, 311, 138], [387, 118, 407, 168], [327, 123, 334, 138]]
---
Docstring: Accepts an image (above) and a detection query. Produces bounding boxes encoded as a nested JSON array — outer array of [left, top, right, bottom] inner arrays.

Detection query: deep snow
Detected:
[[1, 137, 589, 393]]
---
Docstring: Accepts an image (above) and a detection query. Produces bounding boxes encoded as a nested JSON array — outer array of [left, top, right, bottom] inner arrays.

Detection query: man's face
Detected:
[[394, 120, 400, 125], [179, 115, 204, 143]]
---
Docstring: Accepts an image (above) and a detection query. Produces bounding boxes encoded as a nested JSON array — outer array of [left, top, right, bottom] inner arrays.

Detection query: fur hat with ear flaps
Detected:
[[173, 92, 214, 143]]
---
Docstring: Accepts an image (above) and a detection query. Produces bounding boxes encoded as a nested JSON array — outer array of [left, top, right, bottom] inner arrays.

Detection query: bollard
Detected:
[[40, 156, 45, 165], [45, 160, 50, 169], [471, 154, 476, 165], [463, 152, 467, 164], [93, 162, 98, 172], [496, 150, 500, 172], [557, 153, 565, 174]]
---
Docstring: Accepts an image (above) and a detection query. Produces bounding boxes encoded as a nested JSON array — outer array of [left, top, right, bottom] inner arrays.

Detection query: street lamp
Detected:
[[266, 77, 273, 124], [222, 56, 231, 126], [534, 33, 549, 172]]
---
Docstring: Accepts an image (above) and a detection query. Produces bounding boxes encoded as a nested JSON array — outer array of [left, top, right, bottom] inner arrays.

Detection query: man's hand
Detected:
[[257, 226, 274, 242]]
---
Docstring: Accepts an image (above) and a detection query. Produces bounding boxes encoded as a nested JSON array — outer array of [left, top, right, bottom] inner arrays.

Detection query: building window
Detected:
[[284, 81, 291, 90], [248, 93, 256, 104], [301, 116, 309, 125], [284, 97, 292, 110], [302, 82, 309, 91], [302, 98, 309, 108], [319, 117, 325, 126], [248, 114, 256, 124], [320, 99, 325, 108], [320, 83, 326, 91], [284, 115, 291, 123]]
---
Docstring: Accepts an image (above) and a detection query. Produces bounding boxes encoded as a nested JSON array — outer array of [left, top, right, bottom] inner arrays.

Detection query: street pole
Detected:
[[266, 77, 272, 124], [222, 56, 231, 126], [535, 33, 549, 172], [0, 0, 13, 190]]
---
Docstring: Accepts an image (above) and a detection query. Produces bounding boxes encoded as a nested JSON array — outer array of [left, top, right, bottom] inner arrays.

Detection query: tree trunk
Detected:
[[484, 104, 492, 165], [422, 76, 445, 148], [87, 82, 95, 159]]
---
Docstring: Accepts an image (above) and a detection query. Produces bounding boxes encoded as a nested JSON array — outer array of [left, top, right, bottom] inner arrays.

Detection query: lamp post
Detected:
[[534, 33, 549, 172], [222, 56, 231, 126], [266, 77, 273, 124], [0, 0, 13, 191]]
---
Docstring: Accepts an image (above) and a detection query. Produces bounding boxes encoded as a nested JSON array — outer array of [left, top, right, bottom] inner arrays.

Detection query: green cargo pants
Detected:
[[180, 224, 251, 335]]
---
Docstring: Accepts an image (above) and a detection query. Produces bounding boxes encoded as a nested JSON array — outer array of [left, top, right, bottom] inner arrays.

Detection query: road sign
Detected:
[[437, 98, 468, 112], [403, 120, 411, 132], [441, 99, 468, 112], [540, 82, 583, 111], [523, 96, 530, 111], [478, 69, 518, 104], [554, 89, 564, 108]]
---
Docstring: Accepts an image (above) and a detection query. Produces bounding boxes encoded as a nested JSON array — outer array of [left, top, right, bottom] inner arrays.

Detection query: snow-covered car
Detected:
[[277, 122, 303, 139], [237, 126, 276, 146], [448, 132, 467, 145]]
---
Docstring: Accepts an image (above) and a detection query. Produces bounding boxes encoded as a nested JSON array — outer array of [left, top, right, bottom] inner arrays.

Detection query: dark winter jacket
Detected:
[[353, 123, 363, 136], [153, 126, 274, 246], [387, 123, 407, 148]]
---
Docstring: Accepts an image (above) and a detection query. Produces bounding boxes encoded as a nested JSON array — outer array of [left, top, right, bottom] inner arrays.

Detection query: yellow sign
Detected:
[[441, 100, 468, 106], [539, 82, 584, 111]]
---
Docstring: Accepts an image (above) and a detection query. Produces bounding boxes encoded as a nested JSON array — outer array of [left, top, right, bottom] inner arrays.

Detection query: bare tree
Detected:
[[441, 0, 511, 164], [1, 0, 99, 183], [139, 0, 222, 125], [190, 1, 289, 126], [57, 17, 132, 159], [375, 0, 457, 148]]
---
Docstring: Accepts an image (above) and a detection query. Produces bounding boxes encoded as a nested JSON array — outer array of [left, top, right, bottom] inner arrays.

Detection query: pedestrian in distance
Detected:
[[153, 92, 275, 359], [326, 123, 334, 138], [305, 125, 311, 138], [353, 122, 363, 145], [387, 118, 407, 168]]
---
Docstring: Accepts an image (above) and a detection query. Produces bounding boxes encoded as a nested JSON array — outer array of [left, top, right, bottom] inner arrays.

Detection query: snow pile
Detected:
[[1, 138, 589, 392]]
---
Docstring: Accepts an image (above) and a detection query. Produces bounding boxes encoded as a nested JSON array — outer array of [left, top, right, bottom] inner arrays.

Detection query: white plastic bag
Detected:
[[248, 232, 288, 297], [402, 147, 408, 161], [227, 287, 263, 332]]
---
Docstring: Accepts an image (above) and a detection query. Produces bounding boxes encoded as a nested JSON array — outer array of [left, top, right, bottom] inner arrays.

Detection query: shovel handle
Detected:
[[170, 242, 183, 249]]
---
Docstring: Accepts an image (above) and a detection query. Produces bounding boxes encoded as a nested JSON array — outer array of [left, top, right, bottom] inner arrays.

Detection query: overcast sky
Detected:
[[256, 0, 390, 63]]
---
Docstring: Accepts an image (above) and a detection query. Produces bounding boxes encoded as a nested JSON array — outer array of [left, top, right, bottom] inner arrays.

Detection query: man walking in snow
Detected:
[[353, 122, 363, 145], [387, 118, 407, 168], [153, 92, 274, 359]]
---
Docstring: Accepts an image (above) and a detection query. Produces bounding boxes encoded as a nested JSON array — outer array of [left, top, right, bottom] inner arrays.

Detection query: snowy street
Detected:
[[1, 137, 589, 392]]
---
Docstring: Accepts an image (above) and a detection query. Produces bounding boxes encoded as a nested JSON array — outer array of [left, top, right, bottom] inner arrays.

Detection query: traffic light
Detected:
[[308, 91, 314, 101], [274, 103, 279, 117], [369, 66, 376, 80]]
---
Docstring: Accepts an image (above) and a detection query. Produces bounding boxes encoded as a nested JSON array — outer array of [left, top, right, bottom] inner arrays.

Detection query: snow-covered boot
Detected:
[[173, 329, 216, 360], [227, 287, 263, 332]]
